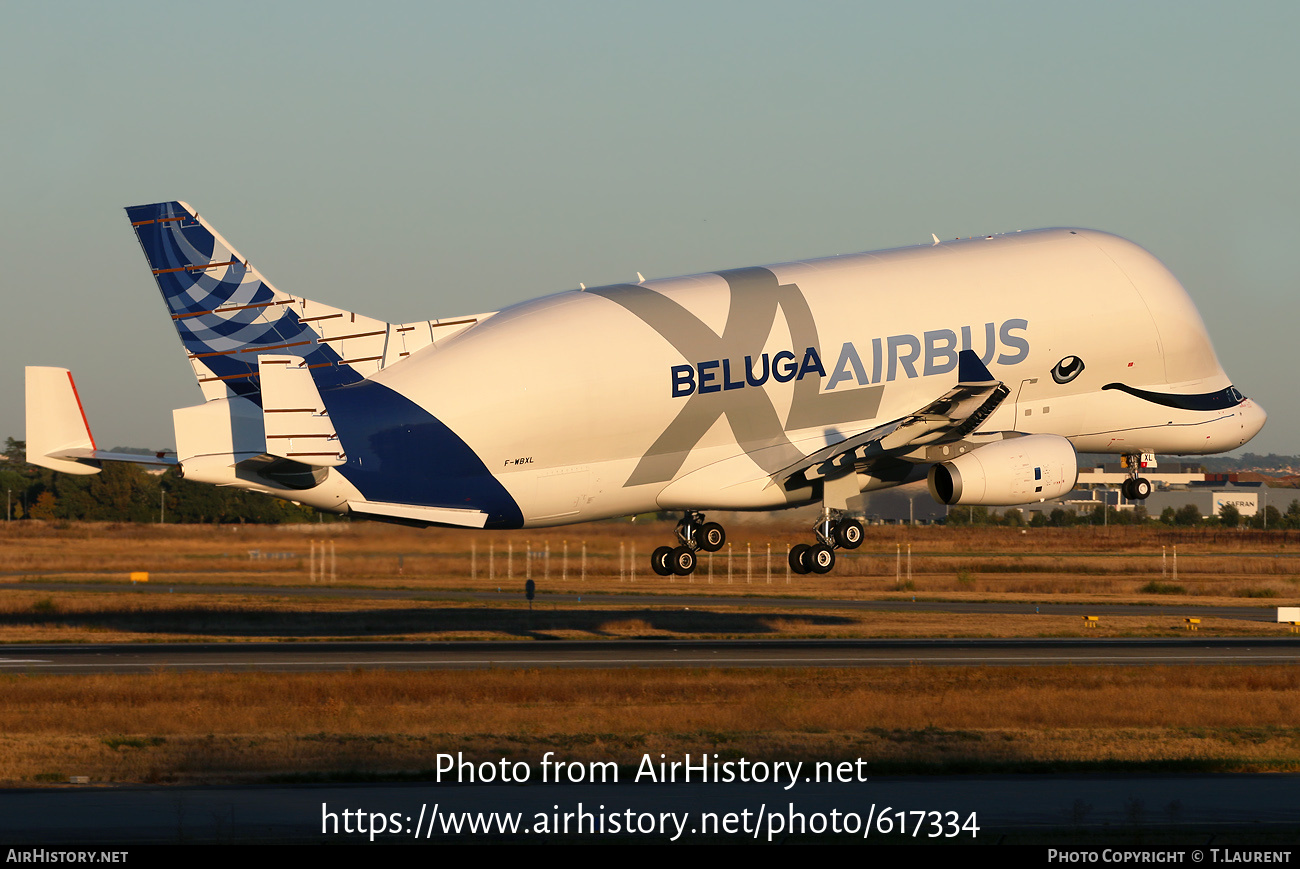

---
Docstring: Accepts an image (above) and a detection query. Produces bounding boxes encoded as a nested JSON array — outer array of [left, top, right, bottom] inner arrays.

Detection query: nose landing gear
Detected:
[[650, 511, 726, 576], [1120, 453, 1155, 500], [1121, 477, 1153, 500], [789, 511, 863, 575]]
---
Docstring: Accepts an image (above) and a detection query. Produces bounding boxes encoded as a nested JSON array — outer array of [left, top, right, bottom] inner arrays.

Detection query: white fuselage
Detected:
[[349, 228, 1263, 527]]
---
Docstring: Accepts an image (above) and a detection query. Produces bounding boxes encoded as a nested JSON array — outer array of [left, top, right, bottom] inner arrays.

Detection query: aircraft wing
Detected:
[[774, 349, 1010, 490]]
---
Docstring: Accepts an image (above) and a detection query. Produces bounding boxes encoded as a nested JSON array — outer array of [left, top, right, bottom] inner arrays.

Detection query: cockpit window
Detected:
[[1101, 382, 1246, 411]]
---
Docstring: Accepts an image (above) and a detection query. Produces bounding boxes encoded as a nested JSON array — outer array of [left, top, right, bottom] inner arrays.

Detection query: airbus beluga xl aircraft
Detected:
[[26, 202, 1265, 576]]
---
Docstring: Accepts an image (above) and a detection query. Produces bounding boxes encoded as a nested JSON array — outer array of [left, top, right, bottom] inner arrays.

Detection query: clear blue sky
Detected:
[[2, 2, 1296, 455]]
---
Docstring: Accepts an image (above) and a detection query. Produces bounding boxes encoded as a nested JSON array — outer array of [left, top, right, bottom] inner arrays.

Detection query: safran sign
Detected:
[[1213, 493, 1258, 516]]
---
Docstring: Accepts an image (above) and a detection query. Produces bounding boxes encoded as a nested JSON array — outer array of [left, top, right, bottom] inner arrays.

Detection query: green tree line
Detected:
[[945, 500, 1300, 529], [2, 438, 325, 524]]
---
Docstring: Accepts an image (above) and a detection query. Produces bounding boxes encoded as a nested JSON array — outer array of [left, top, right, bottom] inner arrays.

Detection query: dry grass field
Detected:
[[3, 520, 1299, 607], [1, 667, 1297, 785], [2, 520, 1298, 786], [0, 519, 1296, 642]]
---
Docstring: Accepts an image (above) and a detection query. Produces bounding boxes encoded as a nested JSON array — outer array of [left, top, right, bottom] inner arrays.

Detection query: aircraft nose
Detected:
[[1236, 397, 1267, 446]]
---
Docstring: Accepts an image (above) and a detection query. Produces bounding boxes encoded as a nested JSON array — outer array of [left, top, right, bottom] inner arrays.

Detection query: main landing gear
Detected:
[[650, 511, 726, 576], [1120, 453, 1153, 500], [789, 510, 863, 575]]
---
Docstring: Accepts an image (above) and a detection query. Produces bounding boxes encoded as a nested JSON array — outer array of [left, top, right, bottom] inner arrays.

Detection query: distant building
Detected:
[[1141, 484, 1265, 519], [1075, 461, 1205, 488]]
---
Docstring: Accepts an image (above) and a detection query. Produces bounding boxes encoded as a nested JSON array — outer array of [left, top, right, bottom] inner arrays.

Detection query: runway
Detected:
[[1, 580, 1281, 621], [2, 637, 1298, 673]]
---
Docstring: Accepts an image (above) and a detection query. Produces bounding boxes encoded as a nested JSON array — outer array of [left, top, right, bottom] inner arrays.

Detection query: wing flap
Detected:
[[774, 349, 1010, 490]]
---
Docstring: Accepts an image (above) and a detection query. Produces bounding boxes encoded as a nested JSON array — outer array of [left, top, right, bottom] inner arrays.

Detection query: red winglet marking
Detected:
[[66, 371, 96, 451]]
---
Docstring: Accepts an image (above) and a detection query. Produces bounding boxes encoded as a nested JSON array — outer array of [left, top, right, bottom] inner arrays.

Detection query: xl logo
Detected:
[[591, 268, 884, 487]]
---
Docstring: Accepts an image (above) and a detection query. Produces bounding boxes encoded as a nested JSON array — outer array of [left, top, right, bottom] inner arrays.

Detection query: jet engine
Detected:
[[927, 434, 1078, 506]]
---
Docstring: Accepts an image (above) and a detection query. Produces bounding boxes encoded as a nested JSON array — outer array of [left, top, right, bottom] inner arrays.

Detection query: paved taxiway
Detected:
[[2, 637, 1298, 673], [3, 581, 1291, 672], [1, 581, 1280, 621]]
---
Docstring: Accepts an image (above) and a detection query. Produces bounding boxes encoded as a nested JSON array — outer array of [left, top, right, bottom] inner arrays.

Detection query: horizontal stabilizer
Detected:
[[258, 356, 346, 467], [25, 368, 175, 474], [52, 448, 175, 467]]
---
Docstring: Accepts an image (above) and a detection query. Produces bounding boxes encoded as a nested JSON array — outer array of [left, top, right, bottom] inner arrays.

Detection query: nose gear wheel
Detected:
[[1120, 454, 1153, 501]]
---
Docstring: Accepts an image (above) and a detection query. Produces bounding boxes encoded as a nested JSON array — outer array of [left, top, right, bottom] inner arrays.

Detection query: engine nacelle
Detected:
[[927, 434, 1078, 506]]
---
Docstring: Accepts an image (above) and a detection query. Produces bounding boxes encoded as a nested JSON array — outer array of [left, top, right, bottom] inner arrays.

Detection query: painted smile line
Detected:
[[1101, 383, 1245, 412]]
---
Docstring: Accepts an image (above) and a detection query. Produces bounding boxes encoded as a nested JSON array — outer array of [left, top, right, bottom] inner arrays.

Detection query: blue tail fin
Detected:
[[126, 201, 383, 402]]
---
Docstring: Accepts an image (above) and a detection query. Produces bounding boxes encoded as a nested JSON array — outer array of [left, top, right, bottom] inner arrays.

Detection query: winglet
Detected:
[[957, 349, 996, 384], [26, 367, 101, 475]]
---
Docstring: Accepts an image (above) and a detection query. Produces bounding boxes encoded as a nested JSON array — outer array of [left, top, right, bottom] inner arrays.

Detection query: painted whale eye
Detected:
[[1052, 356, 1084, 384]]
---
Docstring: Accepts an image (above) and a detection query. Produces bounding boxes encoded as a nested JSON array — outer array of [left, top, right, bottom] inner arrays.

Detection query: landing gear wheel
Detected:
[[1121, 479, 1134, 499], [834, 518, 864, 549], [671, 546, 696, 576], [699, 522, 726, 552], [809, 543, 836, 575], [651, 546, 674, 577], [789, 543, 812, 575], [1132, 478, 1152, 500]]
